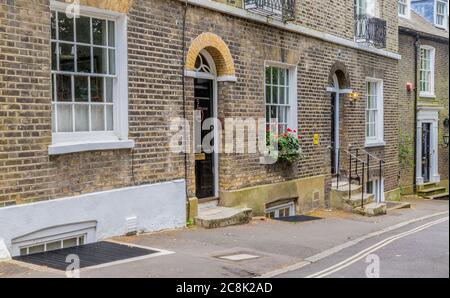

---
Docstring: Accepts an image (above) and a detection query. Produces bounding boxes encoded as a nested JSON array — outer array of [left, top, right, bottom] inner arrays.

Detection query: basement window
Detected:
[[266, 202, 296, 219], [19, 235, 86, 256]]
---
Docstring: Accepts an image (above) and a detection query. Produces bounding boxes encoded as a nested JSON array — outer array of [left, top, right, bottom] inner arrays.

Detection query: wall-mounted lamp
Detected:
[[443, 135, 449, 148], [348, 91, 360, 102]]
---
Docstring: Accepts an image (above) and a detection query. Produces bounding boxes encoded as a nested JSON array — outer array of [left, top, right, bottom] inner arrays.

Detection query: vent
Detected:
[[126, 216, 138, 236]]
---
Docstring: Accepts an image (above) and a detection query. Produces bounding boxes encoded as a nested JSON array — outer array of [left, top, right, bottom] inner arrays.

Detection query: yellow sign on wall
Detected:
[[313, 134, 320, 145]]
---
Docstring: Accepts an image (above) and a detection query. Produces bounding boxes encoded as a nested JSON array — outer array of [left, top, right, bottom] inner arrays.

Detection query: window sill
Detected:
[[365, 141, 386, 148], [419, 93, 436, 99], [48, 140, 135, 156]]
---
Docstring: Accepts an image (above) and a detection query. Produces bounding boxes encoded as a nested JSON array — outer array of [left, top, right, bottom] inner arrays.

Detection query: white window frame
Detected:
[[419, 45, 436, 98], [398, 0, 411, 19], [355, 0, 378, 17], [365, 78, 385, 147], [435, 0, 448, 29], [49, 1, 133, 155], [264, 61, 298, 134], [266, 202, 296, 219]]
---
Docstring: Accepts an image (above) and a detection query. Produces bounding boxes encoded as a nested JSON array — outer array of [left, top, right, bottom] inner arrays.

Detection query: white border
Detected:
[[177, 0, 401, 60], [365, 77, 385, 148], [264, 60, 298, 132], [50, 1, 131, 154], [398, 0, 411, 19], [416, 107, 443, 185], [419, 45, 436, 98]]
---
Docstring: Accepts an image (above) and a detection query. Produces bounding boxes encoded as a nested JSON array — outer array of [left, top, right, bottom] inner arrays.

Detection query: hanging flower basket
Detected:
[[266, 128, 305, 163]]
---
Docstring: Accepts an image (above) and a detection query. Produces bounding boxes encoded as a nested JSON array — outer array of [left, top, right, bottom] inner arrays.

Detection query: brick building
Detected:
[[398, 0, 449, 197], [0, 0, 402, 257]]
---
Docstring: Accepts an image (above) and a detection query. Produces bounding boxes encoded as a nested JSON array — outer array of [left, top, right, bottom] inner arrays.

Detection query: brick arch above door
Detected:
[[56, 0, 134, 13], [186, 33, 236, 81], [328, 61, 351, 89]]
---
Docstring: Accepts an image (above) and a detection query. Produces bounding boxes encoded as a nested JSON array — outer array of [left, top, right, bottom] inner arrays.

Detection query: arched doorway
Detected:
[[185, 33, 236, 200], [327, 66, 352, 175]]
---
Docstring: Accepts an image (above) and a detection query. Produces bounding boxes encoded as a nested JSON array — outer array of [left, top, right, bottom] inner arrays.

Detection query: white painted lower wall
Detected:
[[0, 180, 186, 258]]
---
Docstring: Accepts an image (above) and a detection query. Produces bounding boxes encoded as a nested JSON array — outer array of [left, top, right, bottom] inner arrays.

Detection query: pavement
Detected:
[[0, 197, 448, 278]]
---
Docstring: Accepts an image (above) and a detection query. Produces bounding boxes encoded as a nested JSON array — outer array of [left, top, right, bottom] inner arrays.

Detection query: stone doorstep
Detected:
[[195, 206, 253, 229], [354, 202, 387, 217], [344, 193, 375, 208], [425, 192, 449, 200], [386, 201, 412, 211]]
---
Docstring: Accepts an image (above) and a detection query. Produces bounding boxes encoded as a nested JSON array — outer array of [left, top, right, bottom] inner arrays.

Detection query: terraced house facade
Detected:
[[397, 0, 449, 199], [0, 0, 402, 257]]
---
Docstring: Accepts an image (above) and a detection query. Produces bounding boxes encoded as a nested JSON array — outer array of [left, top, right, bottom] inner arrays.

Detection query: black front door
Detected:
[[331, 93, 337, 175], [422, 123, 431, 183], [194, 78, 215, 199]]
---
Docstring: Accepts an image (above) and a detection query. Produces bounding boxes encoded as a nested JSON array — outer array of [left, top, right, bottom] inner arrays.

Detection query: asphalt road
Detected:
[[278, 215, 450, 278]]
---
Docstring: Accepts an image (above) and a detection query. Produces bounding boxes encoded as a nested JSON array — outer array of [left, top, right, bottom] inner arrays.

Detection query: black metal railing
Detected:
[[355, 14, 387, 49], [331, 147, 367, 208], [244, 0, 296, 22]]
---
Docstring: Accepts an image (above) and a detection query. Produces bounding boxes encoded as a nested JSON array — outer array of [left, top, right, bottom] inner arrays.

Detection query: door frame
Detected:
[[189, 50, 219, 199], [327, 74, 353, 173], [416, 107, 442, 185]]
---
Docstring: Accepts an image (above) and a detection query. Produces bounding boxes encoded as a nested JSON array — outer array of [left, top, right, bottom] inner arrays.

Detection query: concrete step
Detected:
[[354, 202, 387, 217], [418, 187, 447, 197], [331, 183, 362, 196], [417, 182, 439, 191], [425, 192, 449, 201], [344, 193, 375, 209], [195, 206, 253, 229]]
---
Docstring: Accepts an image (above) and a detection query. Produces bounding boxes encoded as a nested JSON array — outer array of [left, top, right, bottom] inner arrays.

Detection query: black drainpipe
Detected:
[[413, 34, 420, 193], [182, 0, 189, 199]]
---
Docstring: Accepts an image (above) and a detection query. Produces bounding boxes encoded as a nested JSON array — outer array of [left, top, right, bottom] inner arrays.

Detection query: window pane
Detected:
[[265, 67, 271, 84], [77, 45, 91, 73], [51, 11, 56, 40], [57, 104, 73, 132], [63, 238, 78, 249], [28, 244, 45, 255], [76, 16, 91, 44], [91, 77, 104, 102], [92, 18, 107, 46], [58, 12, 74, 42], [59, 43, 75, 72], [46, 241, 62, 251], [75, 104, 89, 132], [279, 87, 285, 104], [272, 67, 278, 85], [272, 86, 278, 104], [56, 75, 72, 102], [105, 78, 113, 102], [93, 47, 108, 74], [106, 105, 114, 131], [266, 86, 271, 104], [91, 105, 105, 131], [108, 20, 115, 47], [279, 69, 286, 85], [51, 42, 57, 71], [109, 49, 116, 75], [74, 76, 89, 102], [270, 106, 277, 122]]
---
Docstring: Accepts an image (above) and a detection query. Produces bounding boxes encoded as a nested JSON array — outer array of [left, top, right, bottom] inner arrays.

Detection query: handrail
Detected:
[[330, 147, 366, 208], [354, 147, 385, 164]]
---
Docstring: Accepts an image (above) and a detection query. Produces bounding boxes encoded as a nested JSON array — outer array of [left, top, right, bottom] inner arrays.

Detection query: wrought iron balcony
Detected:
[[355, 14, 387, 49], [244, 0, 296, 22]]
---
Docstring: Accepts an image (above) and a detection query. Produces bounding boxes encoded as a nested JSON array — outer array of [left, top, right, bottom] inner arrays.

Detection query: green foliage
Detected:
[[399, 131, 414, 169], [266, 128, 306, 163]]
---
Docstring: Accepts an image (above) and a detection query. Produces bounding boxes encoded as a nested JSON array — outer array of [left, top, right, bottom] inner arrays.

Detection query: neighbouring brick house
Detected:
[[0, 0, 402, 257], [398, 0, 449, 197]]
